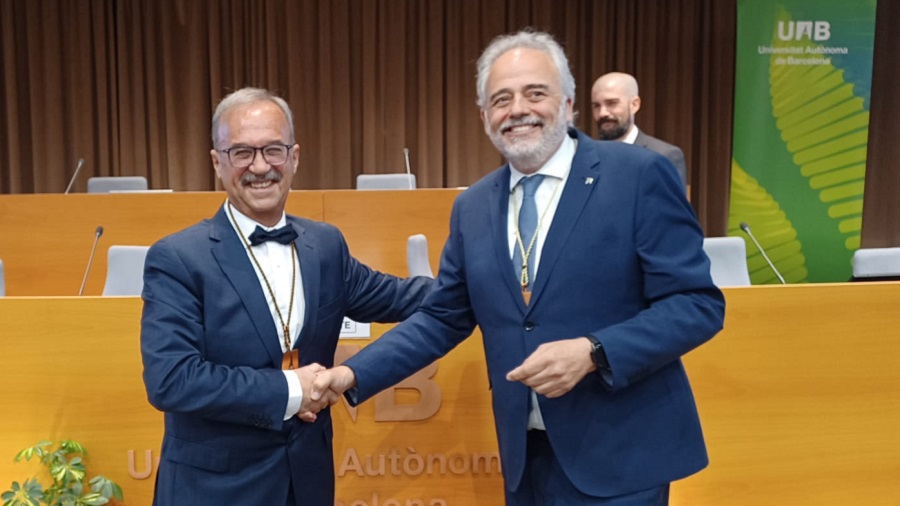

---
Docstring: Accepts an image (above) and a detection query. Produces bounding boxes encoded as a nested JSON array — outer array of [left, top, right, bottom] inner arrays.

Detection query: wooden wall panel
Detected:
[[2, 284, 900, 504], [0, 191, 323, 295]]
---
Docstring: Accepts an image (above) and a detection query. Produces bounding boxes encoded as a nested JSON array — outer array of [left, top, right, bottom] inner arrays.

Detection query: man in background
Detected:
[[140, 87, 432, 506], [591, 72, 688, 187], [313, 31, 724, 505]]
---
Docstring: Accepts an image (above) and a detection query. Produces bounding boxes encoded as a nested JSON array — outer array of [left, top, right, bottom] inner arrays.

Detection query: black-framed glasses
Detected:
[[217, 144, 292, 168]]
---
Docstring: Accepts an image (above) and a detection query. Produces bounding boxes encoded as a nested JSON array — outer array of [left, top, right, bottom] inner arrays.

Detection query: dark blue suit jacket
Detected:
[[140, 206, 432, 505], [344, 130, 725, 497]]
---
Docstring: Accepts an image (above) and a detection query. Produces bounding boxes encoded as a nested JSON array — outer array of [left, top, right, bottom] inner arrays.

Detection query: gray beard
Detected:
[[490, 108, 570, 171]]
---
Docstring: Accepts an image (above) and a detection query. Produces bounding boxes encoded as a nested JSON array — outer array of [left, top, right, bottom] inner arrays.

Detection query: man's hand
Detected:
[[293, 363, 330, 422], [506, 337, 596, 398], [310, 365, 358, 405]]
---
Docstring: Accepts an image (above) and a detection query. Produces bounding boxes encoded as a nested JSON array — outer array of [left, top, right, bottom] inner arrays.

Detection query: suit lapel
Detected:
[[291, 218, 319, 350], [210, 207, 284, 367], [528, 133, 602, 311], [634, 130, 650, 149], [489, 166, 528, 314]]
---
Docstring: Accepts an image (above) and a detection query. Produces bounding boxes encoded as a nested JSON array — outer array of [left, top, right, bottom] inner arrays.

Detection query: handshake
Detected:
[[291, 364, 357, 423], [287, 336, 600, 422]]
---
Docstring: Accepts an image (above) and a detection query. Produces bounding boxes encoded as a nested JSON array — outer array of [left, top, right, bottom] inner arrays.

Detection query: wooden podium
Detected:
[[2, 191, 899, 504]]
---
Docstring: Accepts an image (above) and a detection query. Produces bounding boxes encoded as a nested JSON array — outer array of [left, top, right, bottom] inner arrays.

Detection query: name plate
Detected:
[[340, 317, 371, 339]]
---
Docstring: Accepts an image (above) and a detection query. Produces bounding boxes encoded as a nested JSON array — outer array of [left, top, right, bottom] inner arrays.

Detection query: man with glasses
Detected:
[[140, 87, 433, 506]]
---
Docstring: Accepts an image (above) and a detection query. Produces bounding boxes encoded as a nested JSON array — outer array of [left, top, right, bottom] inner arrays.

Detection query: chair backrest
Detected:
[[87, 176, 149, 193], [102, 246, 150, 296], [407, 234, 434, 278], [0, 259, 5, 296], [851, 247, 900, 281], [356, 174, 416, 190], [702, 237, 751, 287]]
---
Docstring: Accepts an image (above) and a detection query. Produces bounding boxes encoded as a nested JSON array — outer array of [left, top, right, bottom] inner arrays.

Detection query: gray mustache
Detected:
[[241, 171, 282, 184]]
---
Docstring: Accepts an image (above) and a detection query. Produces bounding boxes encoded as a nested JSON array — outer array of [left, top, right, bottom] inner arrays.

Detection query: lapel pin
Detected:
[[584, 177, 594, 185]]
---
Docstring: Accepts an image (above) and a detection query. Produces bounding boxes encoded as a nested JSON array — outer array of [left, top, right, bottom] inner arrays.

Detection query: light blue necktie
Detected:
[[512, 174, 545, 291]]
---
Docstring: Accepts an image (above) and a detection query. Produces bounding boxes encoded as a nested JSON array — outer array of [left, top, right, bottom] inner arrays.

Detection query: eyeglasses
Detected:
[[217, 144, 293, 168]]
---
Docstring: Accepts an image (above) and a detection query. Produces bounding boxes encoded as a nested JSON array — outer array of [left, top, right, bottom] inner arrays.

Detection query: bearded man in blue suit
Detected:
[[313, 31, 725, 505], [140, 87, 432, 505]]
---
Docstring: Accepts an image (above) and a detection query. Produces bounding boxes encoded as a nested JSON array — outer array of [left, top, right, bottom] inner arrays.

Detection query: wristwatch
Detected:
[[585, 335, 610, 371]]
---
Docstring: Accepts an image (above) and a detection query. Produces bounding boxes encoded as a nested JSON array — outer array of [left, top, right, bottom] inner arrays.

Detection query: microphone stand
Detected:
[[740, 222, 786, 284]]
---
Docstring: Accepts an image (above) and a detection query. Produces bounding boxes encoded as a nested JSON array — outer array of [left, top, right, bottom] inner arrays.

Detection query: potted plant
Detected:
[[2, 440, 123, 506]]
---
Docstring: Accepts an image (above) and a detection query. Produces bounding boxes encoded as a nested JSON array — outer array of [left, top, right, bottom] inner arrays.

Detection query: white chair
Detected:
[[407, 234, 434, 278], [702, 237, 751, 287], [356, 174, 416, 190], [0, 259, 5, 296], [87, 176, 149, 193], [851, 247, 900, 281], [102, 246, 150, 296]]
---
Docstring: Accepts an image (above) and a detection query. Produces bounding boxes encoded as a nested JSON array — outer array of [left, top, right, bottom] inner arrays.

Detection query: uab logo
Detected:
[[777, 20, 831, 41]]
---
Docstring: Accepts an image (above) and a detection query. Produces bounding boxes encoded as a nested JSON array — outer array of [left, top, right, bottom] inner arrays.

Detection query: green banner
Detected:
[[729, 0, 877, 283]]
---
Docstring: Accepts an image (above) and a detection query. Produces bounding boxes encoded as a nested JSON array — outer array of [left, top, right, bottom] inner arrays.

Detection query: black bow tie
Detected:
[[248, 225, 298, 246]]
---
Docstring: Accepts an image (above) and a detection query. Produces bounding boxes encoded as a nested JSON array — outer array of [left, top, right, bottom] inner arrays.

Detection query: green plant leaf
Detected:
[[88, 477, 123, 502], [0, 479, 43, 506], [3, 441, 122, 506], [13, 441, 51, 463], [59, 441, 87, 456], [77, 493, 109, 506], [49, 458, 87, 487], [23, 479, 42, 499]]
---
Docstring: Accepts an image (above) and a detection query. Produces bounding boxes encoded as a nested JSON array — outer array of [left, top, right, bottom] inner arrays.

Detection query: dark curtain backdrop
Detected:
[[1, 0, 897, 241], [861, 0, 900, 248]]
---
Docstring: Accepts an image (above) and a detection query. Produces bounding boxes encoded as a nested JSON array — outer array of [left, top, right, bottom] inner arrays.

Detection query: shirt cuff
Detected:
[[282, 370, 303, 420]]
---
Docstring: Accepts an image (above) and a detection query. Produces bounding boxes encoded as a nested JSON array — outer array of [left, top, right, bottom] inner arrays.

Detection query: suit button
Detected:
[[524, 321, 535, 331]]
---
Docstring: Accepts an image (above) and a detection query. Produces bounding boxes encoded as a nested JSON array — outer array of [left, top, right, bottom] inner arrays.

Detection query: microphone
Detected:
[[79, 226, 104, 295], [64, 158, 85, 194], [739, 222, 786, 284], [403, 147, 414, 190]]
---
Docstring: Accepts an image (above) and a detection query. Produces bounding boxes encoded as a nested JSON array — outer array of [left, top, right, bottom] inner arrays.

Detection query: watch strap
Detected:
[[585, 335, 610, 371]]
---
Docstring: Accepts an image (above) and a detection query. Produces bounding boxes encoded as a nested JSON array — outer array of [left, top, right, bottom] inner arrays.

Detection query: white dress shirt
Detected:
[[622, 124, 640, 144], [226, 202, 306, 421], [507, 135, 576, 430]]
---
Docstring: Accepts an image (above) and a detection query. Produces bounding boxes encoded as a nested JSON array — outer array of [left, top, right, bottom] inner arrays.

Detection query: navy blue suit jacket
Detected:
[[344, 130, 725, 497], [140, 205, 432, 505]]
